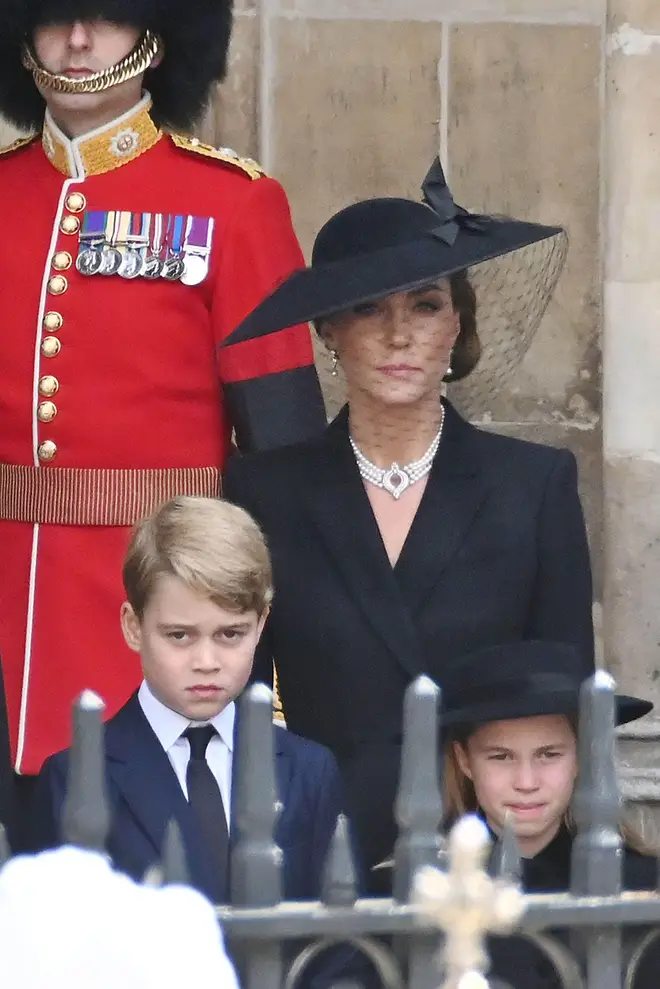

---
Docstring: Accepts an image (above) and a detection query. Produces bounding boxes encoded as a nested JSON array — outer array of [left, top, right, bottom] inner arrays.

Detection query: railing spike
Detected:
[[571, 671, 622, 896], [393, 675, 443, 902], [322, 813, 357, 906], [0, 823, 11, 868], [492, 814, 521, 883], [161, 818, 191, 887], [62, 689, 110, 852], [142, 863, 163, 887], [231, 684, 282, 907]]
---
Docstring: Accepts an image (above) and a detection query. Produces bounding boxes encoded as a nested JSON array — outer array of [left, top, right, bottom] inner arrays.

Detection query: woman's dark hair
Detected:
[[315, 270, 481, 383], [447, 269, 480, 382]]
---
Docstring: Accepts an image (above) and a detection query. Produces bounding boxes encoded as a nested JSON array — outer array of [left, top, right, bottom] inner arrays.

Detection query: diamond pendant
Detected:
[[382, 464, 410, 499]]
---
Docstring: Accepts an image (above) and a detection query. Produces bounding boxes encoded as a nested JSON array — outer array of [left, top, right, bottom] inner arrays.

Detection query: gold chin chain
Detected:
[[22, 30, 161, 95]]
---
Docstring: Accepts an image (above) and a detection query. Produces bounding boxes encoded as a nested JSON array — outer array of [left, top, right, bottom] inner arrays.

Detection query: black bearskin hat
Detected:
[[0, 0, 234, 131]]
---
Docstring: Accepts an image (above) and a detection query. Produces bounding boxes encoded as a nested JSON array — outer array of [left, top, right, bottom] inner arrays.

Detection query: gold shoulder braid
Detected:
[[0, 135, 38, 157], [170, 133, 264, 180], [273, 667, 286, 725]]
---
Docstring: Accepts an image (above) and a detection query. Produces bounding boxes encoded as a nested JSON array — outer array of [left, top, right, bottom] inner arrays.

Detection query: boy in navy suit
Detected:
[[33, 496, 344, 905]]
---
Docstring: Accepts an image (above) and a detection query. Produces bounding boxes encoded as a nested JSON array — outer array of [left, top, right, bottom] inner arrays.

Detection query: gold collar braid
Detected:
[[22, 30, 161, 95]]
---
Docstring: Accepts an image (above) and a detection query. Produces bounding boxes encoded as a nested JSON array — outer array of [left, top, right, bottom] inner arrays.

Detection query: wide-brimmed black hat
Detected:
[[441, 641, 652, 732], [0, 0, 232, 131], [223, 158, 568, 371]]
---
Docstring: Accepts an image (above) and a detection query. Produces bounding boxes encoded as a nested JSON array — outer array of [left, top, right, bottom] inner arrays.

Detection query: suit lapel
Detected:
[[303, 411, 426, 679], [105, 696, 207, 883], [394, 402, 492, 610]]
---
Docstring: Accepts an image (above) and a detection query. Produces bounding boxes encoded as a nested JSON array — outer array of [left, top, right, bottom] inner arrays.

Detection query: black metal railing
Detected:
[[3, 672, 660, 989]]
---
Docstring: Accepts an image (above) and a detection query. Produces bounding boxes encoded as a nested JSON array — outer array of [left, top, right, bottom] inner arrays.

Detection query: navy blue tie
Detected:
[[184, 725, 229, 899]]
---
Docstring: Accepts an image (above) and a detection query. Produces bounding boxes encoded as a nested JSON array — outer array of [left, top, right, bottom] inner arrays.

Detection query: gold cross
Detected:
[[414, 815, 525, 989]]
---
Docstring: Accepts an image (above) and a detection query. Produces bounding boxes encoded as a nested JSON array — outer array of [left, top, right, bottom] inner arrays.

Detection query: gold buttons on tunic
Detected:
[[52, 251, 72, 271], [60, 215, 80, 235], [39, 375, 59, 397], [48, 275, 67, 296], [37, 401, 57, 423], [41, 336, 61, 358], [37, 440, 57, 462], [65, 192, 86, 213], [43, 311, 63, 332]]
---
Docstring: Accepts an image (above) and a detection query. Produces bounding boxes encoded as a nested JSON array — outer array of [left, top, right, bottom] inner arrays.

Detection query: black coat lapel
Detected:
[[303, 410, 426, 679], [394, 402, 491, 610], [104, 696, 207, 883]]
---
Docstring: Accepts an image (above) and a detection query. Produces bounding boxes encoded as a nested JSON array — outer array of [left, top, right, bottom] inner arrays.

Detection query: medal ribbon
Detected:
[[170, 214, 185, 259], [116, 211, 132, 257], [80, 210, 106, 245], [184, 216, 214, 257], [104, 210, 119, 248]]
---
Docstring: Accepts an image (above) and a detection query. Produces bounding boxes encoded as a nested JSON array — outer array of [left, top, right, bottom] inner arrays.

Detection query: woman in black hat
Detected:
[[223, 161, 595, 878], [436, 640, 657, 989]]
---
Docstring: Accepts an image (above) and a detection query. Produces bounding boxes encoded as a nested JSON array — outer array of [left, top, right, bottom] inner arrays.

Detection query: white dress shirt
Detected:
[[138, 681, 234, 828]]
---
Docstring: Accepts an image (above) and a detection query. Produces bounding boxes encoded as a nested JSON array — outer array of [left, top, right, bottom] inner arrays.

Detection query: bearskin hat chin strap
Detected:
[[21, 30, 161, 95]]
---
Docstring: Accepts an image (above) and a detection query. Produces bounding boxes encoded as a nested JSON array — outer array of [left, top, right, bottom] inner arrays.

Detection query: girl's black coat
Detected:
[[488, 827, 660, 989]]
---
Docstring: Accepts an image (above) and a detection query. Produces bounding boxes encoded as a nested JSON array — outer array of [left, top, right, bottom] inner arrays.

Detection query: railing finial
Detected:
[[414, 815, 525, 989]]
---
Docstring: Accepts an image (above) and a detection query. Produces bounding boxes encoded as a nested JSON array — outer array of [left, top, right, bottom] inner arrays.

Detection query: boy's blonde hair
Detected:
[[123, 496, 273, 619]]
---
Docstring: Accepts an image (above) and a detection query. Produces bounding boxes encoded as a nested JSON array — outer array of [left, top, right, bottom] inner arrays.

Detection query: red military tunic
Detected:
[[0, 97, 324, 773]]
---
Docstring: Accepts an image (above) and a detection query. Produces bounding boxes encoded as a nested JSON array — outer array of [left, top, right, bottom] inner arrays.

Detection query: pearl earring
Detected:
[[445, 349, 454, 380], [330, 350, 339, 377]]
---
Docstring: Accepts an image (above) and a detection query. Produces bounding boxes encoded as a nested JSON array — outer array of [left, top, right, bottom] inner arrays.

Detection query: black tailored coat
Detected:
[[223, 402, 595, 872]]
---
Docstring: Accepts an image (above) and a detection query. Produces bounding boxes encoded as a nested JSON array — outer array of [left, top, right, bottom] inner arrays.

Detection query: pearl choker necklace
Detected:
[[349, 411, 445, 500]]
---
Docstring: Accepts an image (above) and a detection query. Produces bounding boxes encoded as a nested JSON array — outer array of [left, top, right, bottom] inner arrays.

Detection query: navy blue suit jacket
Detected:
[[33, 693, 344, 905]]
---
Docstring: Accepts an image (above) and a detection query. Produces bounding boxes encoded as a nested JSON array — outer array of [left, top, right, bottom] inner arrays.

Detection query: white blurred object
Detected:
[[0, 846, 240, 989]]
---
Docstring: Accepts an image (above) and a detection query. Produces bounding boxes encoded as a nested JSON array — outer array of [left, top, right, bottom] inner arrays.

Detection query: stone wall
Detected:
[[603, 1, 660, 824]]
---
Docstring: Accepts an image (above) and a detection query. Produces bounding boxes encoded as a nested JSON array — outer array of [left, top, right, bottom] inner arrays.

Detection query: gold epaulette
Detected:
[[273, 666, 286, 726], [0, 134, 38, 157], [170, 133, 265, 180]]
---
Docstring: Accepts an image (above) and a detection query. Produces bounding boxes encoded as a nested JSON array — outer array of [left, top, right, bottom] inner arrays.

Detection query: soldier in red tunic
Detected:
[[0, 0, 326, 832]]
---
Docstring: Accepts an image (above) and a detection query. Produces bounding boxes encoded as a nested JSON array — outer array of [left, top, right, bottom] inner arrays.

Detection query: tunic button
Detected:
[[48, 275, 67, 295], [43, 311, 63, 332], [52, 251, 72, 271], [60, 215, 80, 235], [65, 192, 86, 213], [41, 336, 61, 358], [39, 375, 59, 397], [37, 440, 58, 462], [37, 401, 58, 423]]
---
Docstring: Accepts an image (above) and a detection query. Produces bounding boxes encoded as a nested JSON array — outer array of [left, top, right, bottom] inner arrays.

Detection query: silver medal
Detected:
[[181, 254, 208, 287], [142, 255, 164, 279], [118, 249, 144, 279], [161, 256, 186, 281], [99, 248, 123, 276], [76, 247, 103, 276]]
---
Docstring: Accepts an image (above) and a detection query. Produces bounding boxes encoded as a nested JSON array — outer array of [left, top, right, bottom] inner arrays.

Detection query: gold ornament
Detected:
[[22, 31, 161, 96]]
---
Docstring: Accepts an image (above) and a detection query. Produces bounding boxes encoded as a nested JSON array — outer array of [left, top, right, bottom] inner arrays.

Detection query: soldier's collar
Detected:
[[42, 93, 162, 178]]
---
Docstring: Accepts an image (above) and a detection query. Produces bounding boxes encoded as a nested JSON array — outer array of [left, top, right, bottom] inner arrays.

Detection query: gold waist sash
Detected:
[[0, 463, 221, 526]]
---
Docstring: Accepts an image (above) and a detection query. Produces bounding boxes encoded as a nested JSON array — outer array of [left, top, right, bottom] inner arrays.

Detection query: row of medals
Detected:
[[76, 243, 196, 283]]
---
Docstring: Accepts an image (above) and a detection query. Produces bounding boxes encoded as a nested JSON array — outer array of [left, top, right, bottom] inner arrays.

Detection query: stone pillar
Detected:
[[603, 4, 660, 830]]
